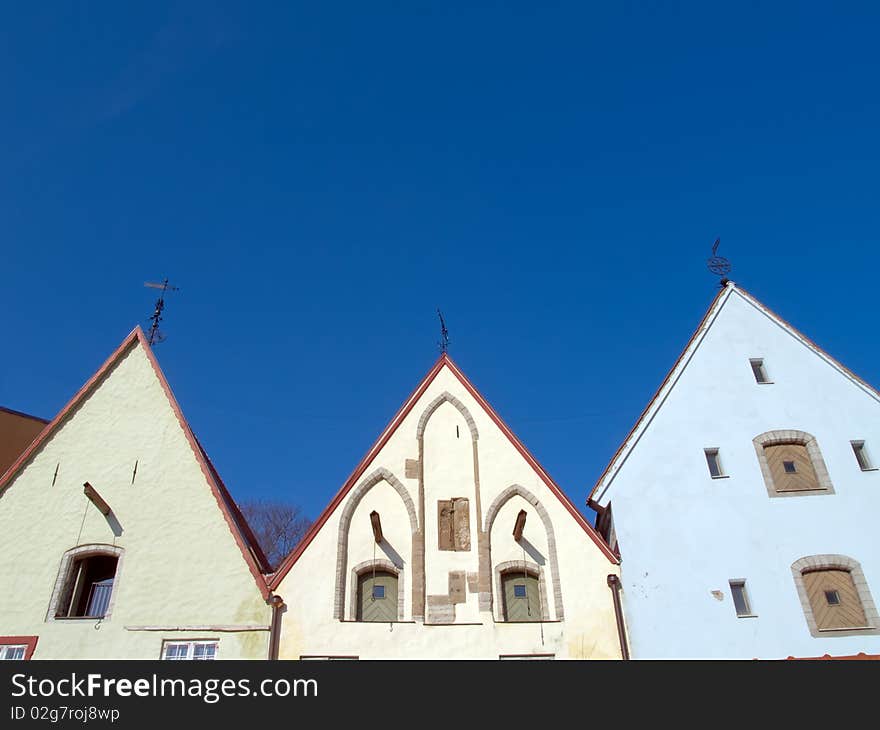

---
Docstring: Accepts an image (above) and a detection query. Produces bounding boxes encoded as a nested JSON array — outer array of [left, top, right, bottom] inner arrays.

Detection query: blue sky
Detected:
[[3, 2, 879, 523]]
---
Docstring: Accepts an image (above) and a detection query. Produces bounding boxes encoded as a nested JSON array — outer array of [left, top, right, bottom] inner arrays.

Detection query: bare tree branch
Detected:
[[240, 498, 312, 570]]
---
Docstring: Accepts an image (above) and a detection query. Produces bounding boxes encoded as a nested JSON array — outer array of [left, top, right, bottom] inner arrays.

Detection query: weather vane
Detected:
[[707, 238, 731, 285], [437, 309, 449, 354], [144, 278, 179, 345]]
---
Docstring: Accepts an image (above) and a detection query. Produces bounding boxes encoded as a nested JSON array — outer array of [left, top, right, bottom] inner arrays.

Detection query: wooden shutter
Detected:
[[501, 572, 540, 622], [764, 443, 820, 492], [452, 498, 470, 550], [357, 570, 398, 622], [438, 501, 454, 550], [803, 569, 867, 630]]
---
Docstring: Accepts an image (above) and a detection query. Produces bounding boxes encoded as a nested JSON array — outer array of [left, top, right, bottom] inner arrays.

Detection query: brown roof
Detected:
[[0, 406, 48, 479]]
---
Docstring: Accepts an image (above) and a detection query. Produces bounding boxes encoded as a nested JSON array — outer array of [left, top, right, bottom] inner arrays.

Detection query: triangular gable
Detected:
[[0, 327, 271, 598], [269, 353, 618, 589], [588, 282, 880, 506]]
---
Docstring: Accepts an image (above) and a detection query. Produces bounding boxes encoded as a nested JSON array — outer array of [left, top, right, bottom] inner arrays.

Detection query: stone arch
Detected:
[[334, 468, 417, 620], [790, 554, 880, 637], [349, 559, 405, 621], [484, 485, 564, 620], [753, 429, 834, 497], [417, 391, 479, 440]]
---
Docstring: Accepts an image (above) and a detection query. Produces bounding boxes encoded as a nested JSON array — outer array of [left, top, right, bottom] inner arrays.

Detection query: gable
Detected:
[[0, 328, 270, 599], [270, 354, 617, 589], [589, 283, 880, 507]]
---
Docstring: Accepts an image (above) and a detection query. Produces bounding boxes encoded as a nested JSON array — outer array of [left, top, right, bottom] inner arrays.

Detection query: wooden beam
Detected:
[[370, 510, 383, 543], [83, 482, 111, 516], [513, 509, 527, 542]]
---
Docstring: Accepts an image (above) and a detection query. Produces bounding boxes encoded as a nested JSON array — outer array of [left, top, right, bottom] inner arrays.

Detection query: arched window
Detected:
[[753, 430, 834, 497], [791, 555, 879, 637], [47, 545, 123, 621], [356, 569, 399, 622], [501, 570, 540, 622]]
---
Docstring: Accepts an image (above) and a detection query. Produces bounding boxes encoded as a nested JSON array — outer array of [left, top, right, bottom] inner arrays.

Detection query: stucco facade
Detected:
[[271, 355, 623, 659], [0, 328, 271, 659], [590, 283, 880, 659]]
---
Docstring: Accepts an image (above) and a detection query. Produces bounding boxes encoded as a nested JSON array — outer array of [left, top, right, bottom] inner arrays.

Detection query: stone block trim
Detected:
[[46, 544, 125, 623], [349, 559, 405, 622], [333, 467, 418, 621], [448, 571, 467, 604], [483, 484, 564, 620], [753, 429, 835, 498], [404, 459, 420, 479], [416, 391, 479, 440], [494, 560, 550, 622], [426, 595, 456, 624], [790, 554, 880, 638]]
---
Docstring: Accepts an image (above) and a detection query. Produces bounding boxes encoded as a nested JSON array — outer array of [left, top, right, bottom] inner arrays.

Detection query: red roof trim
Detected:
[[270, 353, 618, 589], [587, 286, 729, 502], [0, 327, 270, 600], [785, 653, 880, 660]]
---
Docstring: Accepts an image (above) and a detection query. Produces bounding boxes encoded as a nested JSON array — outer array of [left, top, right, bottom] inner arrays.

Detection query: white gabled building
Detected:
[[270, 353, 626, 659], [589, 281, 880, 659]]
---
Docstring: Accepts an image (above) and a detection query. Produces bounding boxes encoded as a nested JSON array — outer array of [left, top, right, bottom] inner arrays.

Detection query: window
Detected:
[[356, 570, 398, 622], [704, 448, 725, 478], [55, 554, 119, 619], [750, 358, 771, 383], [161, 641, 218, 660], [501, 571, 540, 622], [791, 555, 880, 638], [852, 441, 875, 471], [0, 646, 26, 660], [729, 580, 754, 617], [0, 637, 37, 660], [753, 431, 834, 497]]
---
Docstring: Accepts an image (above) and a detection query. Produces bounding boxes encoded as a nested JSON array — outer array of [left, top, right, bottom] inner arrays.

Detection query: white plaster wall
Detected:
[[600, 289, 880, 658], [0, 342, 270, 659], [276, 365, 622, 659]]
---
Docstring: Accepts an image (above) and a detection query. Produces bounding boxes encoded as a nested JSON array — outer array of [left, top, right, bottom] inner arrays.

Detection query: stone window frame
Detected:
[[753, 429, 835, 498], [494, 560, 550, 623], [790, 554, 880, 638], [349, 559, 405, 622], [46, 544, 125, 623]]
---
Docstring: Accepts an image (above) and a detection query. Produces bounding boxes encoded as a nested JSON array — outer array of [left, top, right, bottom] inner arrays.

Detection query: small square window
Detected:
[[825, 590, 841, 606], [750, 359, 771, 384], [372, 585, 385, 599], [783, 461, 797, 473], [192, 643, 216, 661], [730, 580, 753, 617], [704, 448, 724, 478], [513, 584, 527, 598], [852, 441, 875, 471]]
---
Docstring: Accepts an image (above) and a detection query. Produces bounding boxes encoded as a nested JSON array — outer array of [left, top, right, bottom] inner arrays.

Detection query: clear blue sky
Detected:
[[3, 3, 879, 523]]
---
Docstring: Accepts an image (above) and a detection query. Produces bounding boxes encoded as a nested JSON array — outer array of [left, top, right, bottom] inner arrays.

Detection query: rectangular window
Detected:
[[783, 460, 797, 473], [372, 585, 385, 599], [704, 448, 725, 478], [729, 580, 754, 617], [852, 441, 875, 471], [0, 646, 26, 660], [161, 641, 218, 660], [750, 358, 771, 384], [513, 584, 527, 598], [825, 590, 841, 606]]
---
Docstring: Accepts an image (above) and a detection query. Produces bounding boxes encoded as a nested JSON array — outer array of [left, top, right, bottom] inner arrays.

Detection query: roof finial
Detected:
[[144, 278, 179, 345], [437, 308, 449, 354], [707, 238, 732, 286]]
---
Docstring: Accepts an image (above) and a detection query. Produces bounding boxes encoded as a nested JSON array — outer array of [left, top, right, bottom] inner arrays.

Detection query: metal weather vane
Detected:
[[144, 278, 179, 345], [707, 238, 732, 285], [437, 309, 449, 354]]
